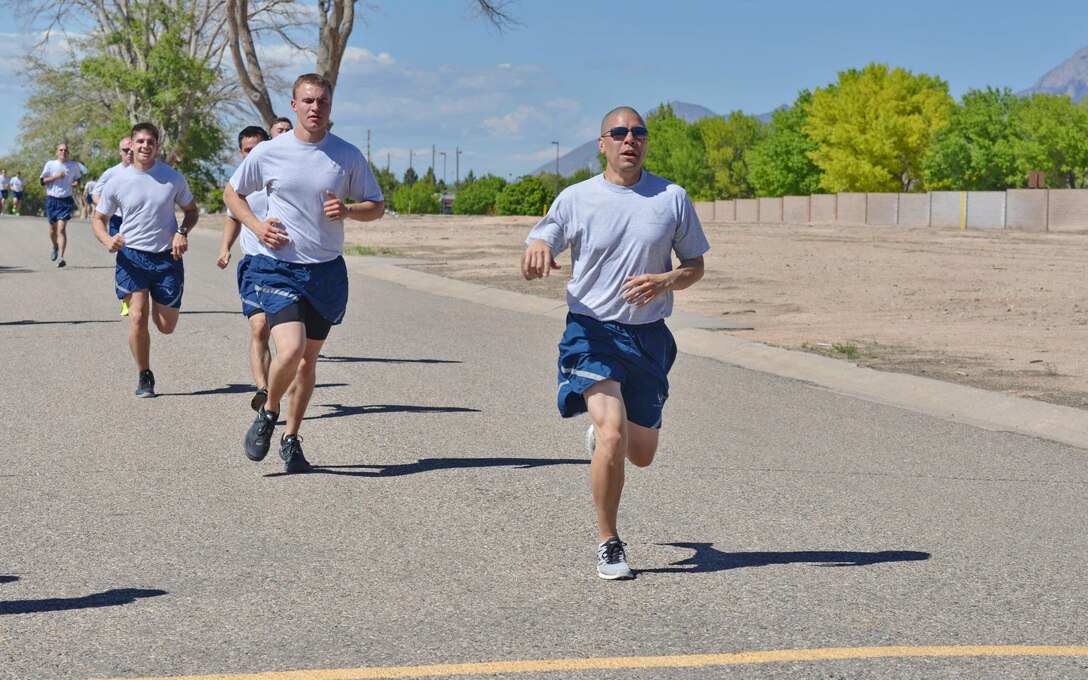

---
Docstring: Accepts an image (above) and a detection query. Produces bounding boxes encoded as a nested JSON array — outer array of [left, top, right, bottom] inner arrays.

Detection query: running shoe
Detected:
[[244, 407, 278, 461], [597, 537, 634, 580], [280, 434, 313, 474], [585, 424, 596, 456], [135, 369, 155, 398], [50, 246, 58, 262], [56, 257, 66, 268], [250, 387, 268, 412], [121, 300, 129, 316]]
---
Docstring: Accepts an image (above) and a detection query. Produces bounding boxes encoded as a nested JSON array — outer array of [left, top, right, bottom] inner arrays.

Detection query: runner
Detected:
[[218, 125, 273, 411], [92, 123, 199, 398], [521, 106, 709, 579], [9, 172, 25, 215], [225, 73, 384, 474], [39, 143, 83, 267]]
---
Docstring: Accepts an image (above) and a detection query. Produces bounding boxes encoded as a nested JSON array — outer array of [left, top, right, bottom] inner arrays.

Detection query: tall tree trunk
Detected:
[[226, 0, 276, 126]]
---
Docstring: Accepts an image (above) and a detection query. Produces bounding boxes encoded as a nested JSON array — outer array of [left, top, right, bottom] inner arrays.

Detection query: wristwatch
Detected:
[[177, 226, 190, 236]]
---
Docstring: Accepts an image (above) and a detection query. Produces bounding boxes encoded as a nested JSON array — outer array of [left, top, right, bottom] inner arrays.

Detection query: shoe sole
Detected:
[[251, 390, 268, 412], [597, 569, 635, 580], [135, 392, 156, 398]]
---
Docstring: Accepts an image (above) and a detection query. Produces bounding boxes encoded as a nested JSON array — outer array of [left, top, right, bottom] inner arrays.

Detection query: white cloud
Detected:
[[479, 105, 552, 140]]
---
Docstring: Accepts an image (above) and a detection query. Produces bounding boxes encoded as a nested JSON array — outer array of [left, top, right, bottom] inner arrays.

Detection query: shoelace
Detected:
[[282, 436, 303, 455], [601, 540, 627, 564], [257, 412, 277, 435]]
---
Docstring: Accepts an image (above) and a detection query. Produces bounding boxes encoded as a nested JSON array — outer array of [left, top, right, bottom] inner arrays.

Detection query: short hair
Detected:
[[271, 116, 293, 129], [600, 106, 643, 133], [238, 126, 270, 148], [292, 73, 333, 99], [131, 122, 160, 142]]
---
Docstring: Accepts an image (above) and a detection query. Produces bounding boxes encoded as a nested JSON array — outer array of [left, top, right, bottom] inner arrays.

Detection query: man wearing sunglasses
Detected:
[[92, 137, 135, 237], [39, 142, 83, 267], [218, 125, 274, 413], [522, 106, 709, 580]]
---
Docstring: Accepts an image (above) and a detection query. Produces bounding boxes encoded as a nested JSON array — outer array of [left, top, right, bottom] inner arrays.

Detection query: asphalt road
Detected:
[[0, 215, 1085, 679]]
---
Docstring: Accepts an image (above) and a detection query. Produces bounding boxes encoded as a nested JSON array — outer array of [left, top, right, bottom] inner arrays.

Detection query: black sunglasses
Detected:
[[601, 126, 648, 141]]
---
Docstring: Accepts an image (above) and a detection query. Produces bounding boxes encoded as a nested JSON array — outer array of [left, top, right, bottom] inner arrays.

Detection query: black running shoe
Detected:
[[135, 369, 156, 398], [280, 434, 313, 474], [244, 407, 278, 461], [250, 387, 268, 412]]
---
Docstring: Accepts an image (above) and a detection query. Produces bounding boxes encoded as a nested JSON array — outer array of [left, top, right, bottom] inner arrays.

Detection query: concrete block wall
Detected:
[[694, 189, 1087, 232]]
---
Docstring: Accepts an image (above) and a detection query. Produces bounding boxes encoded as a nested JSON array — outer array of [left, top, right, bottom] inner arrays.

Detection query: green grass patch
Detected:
[[344, 245, 404, 257]]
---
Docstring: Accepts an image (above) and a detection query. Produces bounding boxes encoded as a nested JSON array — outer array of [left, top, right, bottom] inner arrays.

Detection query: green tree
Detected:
[[453, 174, 506, 215], [392, 181, 440, 214], [403, 167, 419, 187], [805, 63, 953, 192], [748, 91, 823, 197], [495, 175, 548, 216], [1013, 94, 1088, 188], [643, 104, 713, 199], [695, 111, 765, 198], [923, 88, 1025, 190], [373, 166, 400, 205]]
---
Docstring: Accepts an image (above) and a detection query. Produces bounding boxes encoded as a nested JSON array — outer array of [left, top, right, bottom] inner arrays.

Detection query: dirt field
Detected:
[[330, 214, 1087, 411]]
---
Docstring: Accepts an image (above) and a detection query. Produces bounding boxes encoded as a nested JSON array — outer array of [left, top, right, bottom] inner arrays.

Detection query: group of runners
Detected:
[[0, 169, 26, 216], [53, 73, 710, 580]]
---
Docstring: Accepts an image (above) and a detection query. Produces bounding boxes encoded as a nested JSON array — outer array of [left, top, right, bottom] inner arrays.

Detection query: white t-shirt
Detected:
[[526, 171, 710, 325], [229, 131, 383, 264], [96, 162, 195, 253], [9, 176, 25, 192], [40, 160, 83, 198], [0, 174, 9, 190], [83, 180, 96, 198], [93, 163, 127, 217], [226, 189, 267, 257]]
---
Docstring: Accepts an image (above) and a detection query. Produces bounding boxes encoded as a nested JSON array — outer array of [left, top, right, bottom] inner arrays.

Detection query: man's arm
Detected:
[[218, 214, 242, 269], [521, 238, 561, 280], [620, 256, 705, 308], [224, 183, 289, 249], [323, 191, 384, 222], [92, 210, 125, 252], [171, 202, 199, 260]]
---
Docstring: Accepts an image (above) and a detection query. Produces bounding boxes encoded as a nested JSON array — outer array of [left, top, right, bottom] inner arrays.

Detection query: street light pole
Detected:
[[551, 141, 559, 198], [456, 147, 462, 188]]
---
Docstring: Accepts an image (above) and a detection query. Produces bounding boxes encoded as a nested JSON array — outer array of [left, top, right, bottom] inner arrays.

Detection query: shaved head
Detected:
[[601, 106, 643, 133]]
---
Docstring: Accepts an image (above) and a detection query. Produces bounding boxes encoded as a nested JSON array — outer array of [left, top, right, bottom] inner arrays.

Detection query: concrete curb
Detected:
[[358, 261, 1088, 452]]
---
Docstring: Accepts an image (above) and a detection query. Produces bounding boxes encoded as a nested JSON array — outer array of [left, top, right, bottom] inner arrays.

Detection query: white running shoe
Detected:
[[597, 537, 634, 579]]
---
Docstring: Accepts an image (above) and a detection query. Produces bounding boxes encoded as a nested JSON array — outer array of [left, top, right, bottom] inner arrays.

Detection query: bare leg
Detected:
[[284, 338, 324, 436], [125, 291, 151, 371], [150, 301, 180, 335], [56, 219, 68, 258], [248, 312, 272, 390], [265, 321, 307, 415]]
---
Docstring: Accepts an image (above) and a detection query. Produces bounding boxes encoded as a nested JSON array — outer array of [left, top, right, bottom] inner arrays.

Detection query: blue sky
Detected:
[[1, 0, 1085, 181]]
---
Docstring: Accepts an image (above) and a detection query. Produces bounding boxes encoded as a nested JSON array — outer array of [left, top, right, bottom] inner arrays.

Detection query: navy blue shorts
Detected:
[[235, 255, 263, 317], [556, 312, 677, 429], [115, 248, 184, 308], [249, 254, 348, 325], [45, 196, 74, 223], [108, 214, 122, 236], [0, 189, 8, 199]]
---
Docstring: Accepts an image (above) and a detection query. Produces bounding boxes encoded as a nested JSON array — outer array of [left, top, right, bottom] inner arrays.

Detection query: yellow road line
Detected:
[[106, 645, 1088, 680]]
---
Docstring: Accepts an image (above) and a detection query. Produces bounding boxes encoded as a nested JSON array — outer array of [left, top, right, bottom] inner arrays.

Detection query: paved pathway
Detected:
[[1, 216, 1085, 679]]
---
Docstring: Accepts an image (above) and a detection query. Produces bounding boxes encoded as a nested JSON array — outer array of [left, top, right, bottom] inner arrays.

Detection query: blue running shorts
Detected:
[[235, 255, 263, 317], [556, 312, 677, 429], [108, 214, 122, 236], [115, 247, 185, 308], [45, 196, 74, 223], [248, 254, 348, 325]]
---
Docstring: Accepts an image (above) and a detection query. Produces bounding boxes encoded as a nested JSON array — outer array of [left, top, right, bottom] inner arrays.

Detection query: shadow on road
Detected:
[[265, 456, 587, 478], [0, 587, 167, 615], [318, 354, 462, 365], [305, 403, 480, 421], [0, 319, 119, 326], [0, 265, 34, 274], [0, 576, 19, 584], [162, 383, 349, 398], [640, 543, 931, 574]]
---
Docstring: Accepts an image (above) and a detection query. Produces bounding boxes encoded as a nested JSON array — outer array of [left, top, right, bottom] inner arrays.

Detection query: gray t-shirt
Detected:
[[93, 163, 126, 217], [229, 131, 383, 264], [95, 162, 195, 253], [526, 171, 709, 324], [40, 160, 82, 198], [226, 188, 267, 257]]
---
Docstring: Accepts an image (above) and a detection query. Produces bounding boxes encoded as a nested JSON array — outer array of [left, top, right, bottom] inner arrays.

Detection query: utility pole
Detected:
[[551, 141, 560, 199], [456, 147, 462, 188], [431, 144, 436, 183], [367, 129, 372, 166], [439, 152, 447, 185]]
